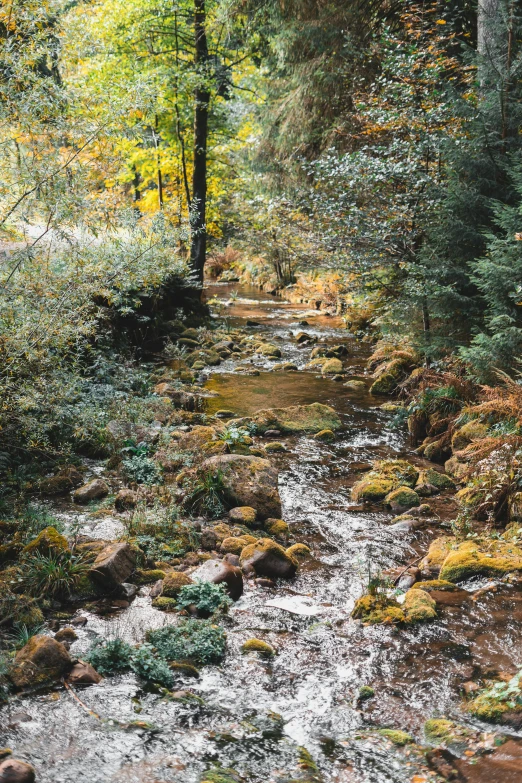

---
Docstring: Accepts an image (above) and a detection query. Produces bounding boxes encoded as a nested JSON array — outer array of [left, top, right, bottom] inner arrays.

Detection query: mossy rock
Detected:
[[228, 507, 257, 526], [424, 718, 471, 745], [344, 380, 367, 390], [220, 536, 249, 555], [134, 569, 166, 585], [162, 571, 194, 598], [265, 518, 289, 539], [9, 634, 72, 689], [264, 442, 286, 453], [39, 466, 83, 496], [358, 685, 375, 701], [169, 661, 200, 677], [385, 486, 420, 510], [370, 372, 398, 395], [152, 596, 178, 612], [23, 527, 69, 556], [240, 537, 297, 579], [351, 478, 394, 502], [241, 638, 275, 657], [378, 729, 413, 746], [444, 455, 468, 480], [322, 358, 343, 374], [252, 402, 341, 434], [410, 579, 458, 592], [374, 459, 418, 487], [256, 343, 282, 358], [417, 469, 455, 491], [199, 767, 241, 783], [440, 539, 522, 582], [423, 439, 449, 463], [351, 594, 405, 625], [451, 421, 489, 452], [5, 595, 44, 627], [313, 429, 335, 442], [402, 588, 437, 624], [0, 543, 23, 564], [421, 537, 453, 576], [286, 543, 311, 560]]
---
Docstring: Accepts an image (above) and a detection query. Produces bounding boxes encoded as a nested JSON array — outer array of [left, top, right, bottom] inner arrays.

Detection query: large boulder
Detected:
[[0, 758, 36, 783], [240, 538, 297, 579], [190, 559, 244, 601], [10, 635, 72, 689], [73, 479, 109, 505], [440, 539, 522, 583], [200, 454, 281, 519], [89, 542, 136, 589], [252, 403, 341, 434]]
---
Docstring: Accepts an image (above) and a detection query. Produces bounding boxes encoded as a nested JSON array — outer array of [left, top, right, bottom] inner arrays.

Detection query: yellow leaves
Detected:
[[436, 19, 446, 24]]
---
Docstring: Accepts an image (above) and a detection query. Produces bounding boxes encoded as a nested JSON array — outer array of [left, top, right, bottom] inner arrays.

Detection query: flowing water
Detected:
[[2, 284, 522, 782]]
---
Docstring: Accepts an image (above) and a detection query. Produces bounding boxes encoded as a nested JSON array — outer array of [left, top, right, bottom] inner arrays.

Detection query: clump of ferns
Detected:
[[20, 549, 93, 599]]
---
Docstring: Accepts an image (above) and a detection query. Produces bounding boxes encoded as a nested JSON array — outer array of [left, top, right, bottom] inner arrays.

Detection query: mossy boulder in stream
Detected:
[[321, 358, 343, 374], [240, 538, 297, 579], [351, 594, 405, 625], [200, 454, 281, 519], [255, 343, 282, 358], [351, 478, 394, 502], [440, 539, 522, 582], [286, 543, 311, 560], [10, 635, 72, 689], [402, 588, 437, 623], [424, 718, 471, 745], [384, 486, 420, 511], [252, 403, 341, 434], [241, 638, 275, 657], [162, 571, 194, 597], [377, 729, 414, 746]]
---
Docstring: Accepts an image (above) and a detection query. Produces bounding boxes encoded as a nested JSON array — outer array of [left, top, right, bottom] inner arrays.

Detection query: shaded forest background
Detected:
[[0, 0, 521, 477]]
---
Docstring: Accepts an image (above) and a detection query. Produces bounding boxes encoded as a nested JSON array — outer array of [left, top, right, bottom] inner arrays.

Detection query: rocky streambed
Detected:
[[1, 284, 522, 783]]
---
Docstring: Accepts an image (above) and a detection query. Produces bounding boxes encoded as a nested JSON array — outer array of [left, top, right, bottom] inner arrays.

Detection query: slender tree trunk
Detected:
[[154, 115, 164, 209], [190, 0, 210, 284]]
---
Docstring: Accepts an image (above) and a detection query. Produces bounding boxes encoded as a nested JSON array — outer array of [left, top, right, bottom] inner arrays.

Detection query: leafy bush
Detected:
[[147, 619, 226, 665], [130, 643, 174, 688], [122, 442, 161, 485], [21, 550, 92, 598], [176, 582, 231, 615], [217, 426, 250, 446], [85, 638, 133, 676], [126, 502, 199, 561]]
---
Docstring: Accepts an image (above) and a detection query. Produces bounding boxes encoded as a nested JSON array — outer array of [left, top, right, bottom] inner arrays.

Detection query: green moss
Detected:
[[199, 767, 241, 783], [440, 539, 522, 582], [451, 421, 489, 451], [351, 478, 394, 502], [134, 568, 166, 585], [378, 729, 413, 746], [370, 373, 398, 395], [385, 486, 420, 509], [374, 460, 419, 487], [256, 343, 282, 358], [422, 469, 456, 490], [265, 518, 289, 538], [424, 718, 471, 744], [241, 638, 275, 657], [152, 596, 178, 611], [264, 441, 286, 453], [162, 571, 193, 598], [321, 358, 343, 374], [410, 579, 458, 592], [402, 588, 437, 624], [313, 429, 335, 442], [466, 670, 522, 723], [169, 661, 200, 677], [358, 685, 375, 701], [252, 402, 341, 434], [351, 594, 405, 625], [286, 543, 311, 560], [23, 527, 68, 556]]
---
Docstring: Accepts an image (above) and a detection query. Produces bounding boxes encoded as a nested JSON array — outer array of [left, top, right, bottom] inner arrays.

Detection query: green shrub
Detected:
[[21, 549, 92, 598], [85, 638, 133, 676], [130, 643, 174, 688], [176, 582, 231, 615], [183, 470, 231, 519], [121, 442, 162, 485], [147, 619, 226, 665]]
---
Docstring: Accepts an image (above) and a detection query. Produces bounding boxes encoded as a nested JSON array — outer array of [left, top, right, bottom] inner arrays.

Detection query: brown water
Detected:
[[2, 283, 522, 782]]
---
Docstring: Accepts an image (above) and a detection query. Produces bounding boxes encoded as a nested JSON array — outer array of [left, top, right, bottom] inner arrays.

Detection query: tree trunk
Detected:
[[190, 0, 209, 284]]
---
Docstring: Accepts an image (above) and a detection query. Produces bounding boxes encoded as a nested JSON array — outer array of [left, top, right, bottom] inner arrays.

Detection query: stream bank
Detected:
[[1, 284, 522, 783]]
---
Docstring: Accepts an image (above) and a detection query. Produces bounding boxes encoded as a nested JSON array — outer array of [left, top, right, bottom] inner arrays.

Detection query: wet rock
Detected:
[[0, 758, 35, 783], [263, 429, 281, 438], [89, 542, 136, 589], [255, 577, 275, 588], [265, 518, 289, 539], [190, 559, 244, 600], [321, 358, 343, 374], [215, 409, 235, 419], [66, 661, 102, 685], [240, 538, 297, 579], [73, 479, 109, 505], [384, 486, 420, 511], [440, 539, 522, 583], [286, 543, 312, 560], [351, 594, 405, 625], [426, 748, 464, 781], [264, 441, 286, 453], [134, 568, 166, 585], [255, 343, 282, 358], [70, 615, 88, 627], [10, 635, 72, 689], [344, 379, 367, 390], [220, 536, 250, 555], [149, 579, 163, 598], [228, 506, 257, 526], [313, 429, 335, 442], [252, 403, 341, 434], [352, 478, 394, 502], [54, 627, 78, 646], [200, 454, 281, 519], [223, 553, 240, 567], [294, 331, 313, 344], [39, 465, 83, 495], [241, 638, 275, 657], [114, 489, 138, 511], [403, 588, 437, 623], [23, 527, 68, 556], [162, 571, 193, 597]]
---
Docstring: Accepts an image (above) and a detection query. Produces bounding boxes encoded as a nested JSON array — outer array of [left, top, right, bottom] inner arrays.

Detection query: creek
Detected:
[[2, 283, 522, 783]]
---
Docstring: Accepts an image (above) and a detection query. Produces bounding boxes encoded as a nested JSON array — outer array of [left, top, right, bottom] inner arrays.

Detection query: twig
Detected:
[[392, 554, 425, 586], [62, 677, 101, 720]]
